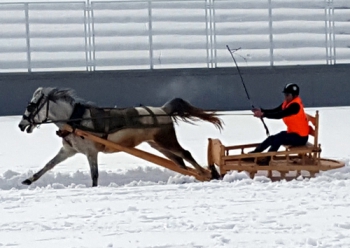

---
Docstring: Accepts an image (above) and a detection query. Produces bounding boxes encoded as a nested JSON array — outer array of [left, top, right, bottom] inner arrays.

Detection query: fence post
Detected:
[[24, 3, 31, 72], [209, 0, 214, 68], [325, 0, 335, 65], [85, 0, 94, 71], [205, 0, 214, 68], [331, 2, 336, 64], [268, 0, 274, 66], [90, 1, 96, 71], [148, 1, 153, 69], [212, 0, 217, 68], [84, 1, 89, 71], [205, 0, 210, 68]]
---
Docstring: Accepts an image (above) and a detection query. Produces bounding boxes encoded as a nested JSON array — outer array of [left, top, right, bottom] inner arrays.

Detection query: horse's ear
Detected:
[[33, 87, 43, 96]]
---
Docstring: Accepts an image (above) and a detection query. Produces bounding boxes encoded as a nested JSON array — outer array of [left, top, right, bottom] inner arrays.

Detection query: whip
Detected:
[[226, 45, 270, 136]]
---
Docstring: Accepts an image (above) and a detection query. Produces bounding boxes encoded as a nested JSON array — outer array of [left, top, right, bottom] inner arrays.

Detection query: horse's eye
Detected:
[[26, 102, 36, 112]]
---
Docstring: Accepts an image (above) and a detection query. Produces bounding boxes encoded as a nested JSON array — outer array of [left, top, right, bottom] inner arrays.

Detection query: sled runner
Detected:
[[207, 111, 345, 180]]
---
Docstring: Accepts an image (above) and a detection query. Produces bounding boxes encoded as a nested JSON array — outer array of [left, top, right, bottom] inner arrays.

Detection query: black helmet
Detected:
[[282, 83, 299, 96]]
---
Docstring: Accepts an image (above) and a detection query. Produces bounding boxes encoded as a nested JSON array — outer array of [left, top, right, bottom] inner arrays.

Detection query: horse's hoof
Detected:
[[208, 165, 221, 180], [22, 179, 32, 185]]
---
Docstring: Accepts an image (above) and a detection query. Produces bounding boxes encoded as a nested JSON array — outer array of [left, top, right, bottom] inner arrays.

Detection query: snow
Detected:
[[1, 106, 350, 247], [1, 0, 350, 246]]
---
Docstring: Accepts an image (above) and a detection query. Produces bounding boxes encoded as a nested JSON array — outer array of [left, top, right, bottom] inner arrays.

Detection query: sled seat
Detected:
[[284, 111, 321, 167], [284, 110, 320, 152]]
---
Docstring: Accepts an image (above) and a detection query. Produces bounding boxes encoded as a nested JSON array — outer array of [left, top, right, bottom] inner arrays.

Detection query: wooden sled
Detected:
[[63, 125, 214, 182], [207, 111, 345, 180]]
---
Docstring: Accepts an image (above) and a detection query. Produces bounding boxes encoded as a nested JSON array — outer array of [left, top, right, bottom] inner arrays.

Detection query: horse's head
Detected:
[[19, 87, 79, 133], [18, 87, 75, 133], [18, 87, 52, 133]]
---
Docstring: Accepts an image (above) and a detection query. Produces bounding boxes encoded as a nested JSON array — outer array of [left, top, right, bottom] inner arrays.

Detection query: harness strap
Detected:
[[104, 109, 111, 134], [140, 105, 159, 126], [63, 104, 162, 136]]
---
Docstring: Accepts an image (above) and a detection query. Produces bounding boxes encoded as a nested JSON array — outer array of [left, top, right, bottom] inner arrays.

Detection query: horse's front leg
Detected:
[[87, 153, 99, 187], [22, 147, 76, 185]]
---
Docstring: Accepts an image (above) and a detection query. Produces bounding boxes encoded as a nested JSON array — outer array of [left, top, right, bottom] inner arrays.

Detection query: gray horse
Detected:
[[18, 87, 223, 187]]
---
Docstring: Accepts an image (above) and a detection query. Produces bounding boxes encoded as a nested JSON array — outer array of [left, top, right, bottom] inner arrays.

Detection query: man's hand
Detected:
[[252, 108, 264, 118]]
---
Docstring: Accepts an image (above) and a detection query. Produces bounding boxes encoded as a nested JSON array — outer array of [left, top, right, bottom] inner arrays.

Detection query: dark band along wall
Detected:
[[0, 64, 349, 116]]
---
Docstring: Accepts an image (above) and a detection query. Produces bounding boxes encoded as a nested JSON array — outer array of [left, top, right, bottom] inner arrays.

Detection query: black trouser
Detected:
[[253, 131, 308, 153]]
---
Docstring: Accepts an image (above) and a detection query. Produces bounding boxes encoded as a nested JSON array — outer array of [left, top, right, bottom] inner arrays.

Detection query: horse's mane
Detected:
[[46, 87, 96, 107]]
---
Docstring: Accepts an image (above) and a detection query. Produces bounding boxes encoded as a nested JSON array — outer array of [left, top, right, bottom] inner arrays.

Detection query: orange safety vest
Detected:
[[282, 96, 309, 136]]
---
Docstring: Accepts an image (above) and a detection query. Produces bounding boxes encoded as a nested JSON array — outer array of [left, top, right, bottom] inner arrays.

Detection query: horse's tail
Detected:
[[162, 98, 223, 130]]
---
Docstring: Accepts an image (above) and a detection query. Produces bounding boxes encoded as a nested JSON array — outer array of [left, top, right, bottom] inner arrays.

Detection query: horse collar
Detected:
[[68, 103, 86, 127]]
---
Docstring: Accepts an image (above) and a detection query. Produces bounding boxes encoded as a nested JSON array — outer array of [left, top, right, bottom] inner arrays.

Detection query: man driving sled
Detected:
[[247, 83, 309, 165]]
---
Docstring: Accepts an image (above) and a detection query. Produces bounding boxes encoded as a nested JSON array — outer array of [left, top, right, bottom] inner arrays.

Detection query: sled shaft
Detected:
[[63, 125, 210, 181]]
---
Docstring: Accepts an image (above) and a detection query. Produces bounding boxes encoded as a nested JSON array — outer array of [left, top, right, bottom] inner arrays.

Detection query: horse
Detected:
[[18, 87, 223, 187]]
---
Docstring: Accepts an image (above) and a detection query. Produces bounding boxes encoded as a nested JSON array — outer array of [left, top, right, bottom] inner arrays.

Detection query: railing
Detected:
[[0, 0, 349, 72]]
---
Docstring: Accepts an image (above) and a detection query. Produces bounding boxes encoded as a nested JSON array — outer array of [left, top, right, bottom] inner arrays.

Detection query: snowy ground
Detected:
[[1, 106, 350, 247]]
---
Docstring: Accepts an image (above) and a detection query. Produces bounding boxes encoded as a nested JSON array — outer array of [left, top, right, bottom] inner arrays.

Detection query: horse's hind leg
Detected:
[[176, 149, 207, 175], [153, 130, 208, 176], [22, 146, 76, 185], [147, 141, 188, 170]]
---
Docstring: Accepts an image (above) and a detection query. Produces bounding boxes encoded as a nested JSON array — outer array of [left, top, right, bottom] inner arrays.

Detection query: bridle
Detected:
[[22, 93, 51, 125]]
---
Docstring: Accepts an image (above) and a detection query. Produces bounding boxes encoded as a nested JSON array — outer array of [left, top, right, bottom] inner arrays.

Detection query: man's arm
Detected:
[[261, 104, 283, 114], [263, 103, 300, 119]]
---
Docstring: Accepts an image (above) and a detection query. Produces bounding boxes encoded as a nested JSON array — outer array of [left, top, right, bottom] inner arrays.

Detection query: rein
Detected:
[[32, 112, 253, 125], [25, 97, 252, 130]]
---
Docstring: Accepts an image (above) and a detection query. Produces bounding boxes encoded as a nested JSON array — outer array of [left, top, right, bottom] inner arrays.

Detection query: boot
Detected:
[[241, 157, 255, 162], [241, 151, 258, 162], [257, 157, 271, 166]]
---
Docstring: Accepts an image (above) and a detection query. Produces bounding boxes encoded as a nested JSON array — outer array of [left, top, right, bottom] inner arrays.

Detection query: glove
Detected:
[[253, 109, 264, 118]]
